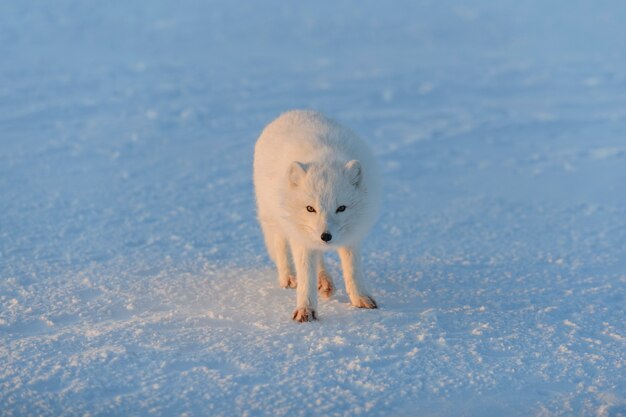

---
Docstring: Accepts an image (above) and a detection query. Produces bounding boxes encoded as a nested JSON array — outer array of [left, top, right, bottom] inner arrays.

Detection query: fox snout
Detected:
[[320, 232, 332, 242]]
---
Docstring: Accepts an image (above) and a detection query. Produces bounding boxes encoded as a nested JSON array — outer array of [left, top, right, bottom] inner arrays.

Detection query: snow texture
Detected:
[[1, 1, 625, 416]]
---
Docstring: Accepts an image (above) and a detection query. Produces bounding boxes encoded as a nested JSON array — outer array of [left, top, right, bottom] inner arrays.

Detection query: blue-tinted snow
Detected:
[[1, 1, 625, 416]]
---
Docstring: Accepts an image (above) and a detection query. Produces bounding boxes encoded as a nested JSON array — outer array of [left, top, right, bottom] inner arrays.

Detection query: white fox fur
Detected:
[[253, 110, 381, 322]]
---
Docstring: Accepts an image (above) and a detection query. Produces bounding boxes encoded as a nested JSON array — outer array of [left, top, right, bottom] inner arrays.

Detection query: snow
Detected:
[[1, 0, 625, 416]]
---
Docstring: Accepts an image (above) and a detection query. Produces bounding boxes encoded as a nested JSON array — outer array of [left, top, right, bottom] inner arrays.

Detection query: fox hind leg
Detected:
[[317, 252, 335, 298], [274, 233, 296, 288], [260, 220, 296, 288]]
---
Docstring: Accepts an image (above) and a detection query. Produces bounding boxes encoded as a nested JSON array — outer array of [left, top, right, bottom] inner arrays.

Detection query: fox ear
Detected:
[[345, 160, 362, 187], [288, 161, 307, 187]]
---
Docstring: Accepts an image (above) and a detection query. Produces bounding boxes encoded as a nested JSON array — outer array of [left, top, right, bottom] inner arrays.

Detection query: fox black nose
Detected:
[[321, 232, 332, 242]]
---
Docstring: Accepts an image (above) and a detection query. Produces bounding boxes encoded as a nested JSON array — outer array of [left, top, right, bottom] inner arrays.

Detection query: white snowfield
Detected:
[[1, 1, 625, 416]]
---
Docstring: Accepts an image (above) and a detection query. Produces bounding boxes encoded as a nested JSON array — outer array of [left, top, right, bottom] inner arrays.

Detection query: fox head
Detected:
[[283, 159, 366, 249]]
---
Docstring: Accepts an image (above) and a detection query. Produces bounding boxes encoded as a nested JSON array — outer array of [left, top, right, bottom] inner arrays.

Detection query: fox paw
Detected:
[[292, 307, 317, 322], [317, 271, 334, 298], [279, 275, 297, 289], [351, 295, 377, 309]]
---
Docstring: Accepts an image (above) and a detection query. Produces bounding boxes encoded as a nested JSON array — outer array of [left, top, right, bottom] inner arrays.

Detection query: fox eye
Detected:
[[336, 205, 346, 213], [306, 206, 316, 213]]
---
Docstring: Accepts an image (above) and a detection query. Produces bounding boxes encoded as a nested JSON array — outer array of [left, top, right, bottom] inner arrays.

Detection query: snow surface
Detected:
[[1, 1, 626, 416]]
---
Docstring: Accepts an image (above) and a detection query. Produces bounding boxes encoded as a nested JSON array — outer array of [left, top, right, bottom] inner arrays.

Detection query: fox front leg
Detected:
[[338, 245, 377, 309], [291, 244, 318, 322]]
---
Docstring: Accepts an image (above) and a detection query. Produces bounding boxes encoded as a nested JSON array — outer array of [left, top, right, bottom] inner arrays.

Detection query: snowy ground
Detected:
[[1, 1, 626, 416]]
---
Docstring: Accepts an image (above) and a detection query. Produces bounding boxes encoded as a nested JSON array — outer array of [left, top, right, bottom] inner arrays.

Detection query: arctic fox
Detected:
[[254, 110, 381, 322]]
